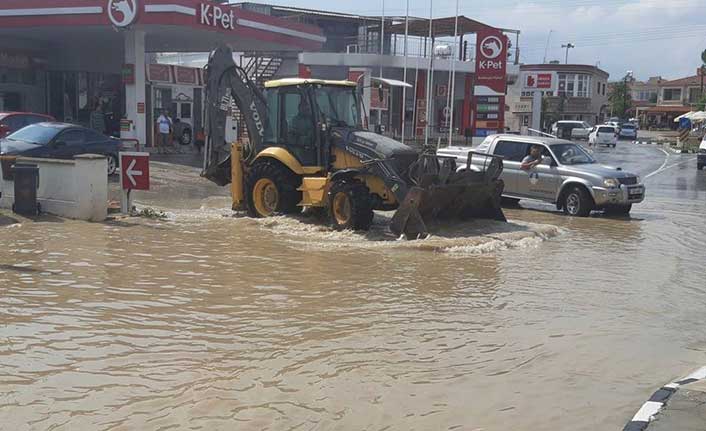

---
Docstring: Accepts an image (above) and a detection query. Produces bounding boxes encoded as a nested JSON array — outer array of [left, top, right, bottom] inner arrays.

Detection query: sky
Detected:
[[261, 0, 706, 82]]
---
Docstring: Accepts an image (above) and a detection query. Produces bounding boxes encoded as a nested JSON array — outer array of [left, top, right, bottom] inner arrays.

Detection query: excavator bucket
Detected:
[[389, 154, 506, 238]]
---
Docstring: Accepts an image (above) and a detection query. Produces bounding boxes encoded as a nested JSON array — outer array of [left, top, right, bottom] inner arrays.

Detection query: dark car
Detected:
[[0, 112, 56, 138], [0, 122, 122, 175]]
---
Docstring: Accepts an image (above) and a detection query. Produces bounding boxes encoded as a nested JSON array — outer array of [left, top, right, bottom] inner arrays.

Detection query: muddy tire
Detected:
[[562, 186, 593, 217], [327, 180, 374, 231], [604, 204, 632, 215], [245, 160, 302, 218]]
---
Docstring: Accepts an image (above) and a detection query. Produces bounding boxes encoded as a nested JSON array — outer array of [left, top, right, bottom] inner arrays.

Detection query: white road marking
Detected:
[[645, 157, 696, 179], [642, 146, 696, 179], [631, 401, 664, 422]]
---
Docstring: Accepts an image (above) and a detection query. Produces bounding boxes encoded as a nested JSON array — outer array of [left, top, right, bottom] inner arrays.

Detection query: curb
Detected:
[[623, 365, 706, 431]]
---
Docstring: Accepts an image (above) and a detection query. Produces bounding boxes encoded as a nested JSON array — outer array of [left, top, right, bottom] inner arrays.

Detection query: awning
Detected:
[[674, 111, 696, 122], [371, 77, 413, 88], [645, 105, 691, 114], [387, 16, 501, 38]]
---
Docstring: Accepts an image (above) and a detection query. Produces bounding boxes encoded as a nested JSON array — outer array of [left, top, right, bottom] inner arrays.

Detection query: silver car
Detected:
[[438, 134, 646, 216]]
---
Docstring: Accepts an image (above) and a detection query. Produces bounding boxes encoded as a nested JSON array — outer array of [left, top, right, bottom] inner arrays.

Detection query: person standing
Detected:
[[155, 109, 172, 154], [89, 102, 106, 135]]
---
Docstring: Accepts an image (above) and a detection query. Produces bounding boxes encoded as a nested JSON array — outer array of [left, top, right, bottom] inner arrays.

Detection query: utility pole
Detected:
[[623, 70, 633, 119], [700, 49, 706, 101], [543, 30, 553, 64], [561, 43, 575, 64]]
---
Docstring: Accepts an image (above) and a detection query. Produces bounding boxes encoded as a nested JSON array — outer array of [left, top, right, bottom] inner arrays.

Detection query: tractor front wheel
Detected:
[[327, 180, 374, 231], [246, 160, 301, 217]]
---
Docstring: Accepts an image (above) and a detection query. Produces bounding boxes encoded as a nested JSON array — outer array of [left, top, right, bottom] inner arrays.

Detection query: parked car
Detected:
[[618, 123, 637, 140], [698, 135, 706, 171], [437, 134, 645, 216], [0, 112, 55, 138], [551, 121, 592, 140], [589, 125, 618, 147], [0, 122, 123, 175], [605, 121, 620, 130]]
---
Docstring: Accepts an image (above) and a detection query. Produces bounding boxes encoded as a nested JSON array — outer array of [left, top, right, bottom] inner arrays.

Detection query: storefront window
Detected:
[[577, 75, 591, 98]]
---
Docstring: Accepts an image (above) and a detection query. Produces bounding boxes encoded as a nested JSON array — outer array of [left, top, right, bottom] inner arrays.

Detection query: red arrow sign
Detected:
[[120, 152, 150, 190]]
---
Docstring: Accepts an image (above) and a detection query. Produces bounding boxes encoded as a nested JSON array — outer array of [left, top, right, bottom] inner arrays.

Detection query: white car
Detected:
[[589, 125, 618, 147], [551, 121, 592, 140]]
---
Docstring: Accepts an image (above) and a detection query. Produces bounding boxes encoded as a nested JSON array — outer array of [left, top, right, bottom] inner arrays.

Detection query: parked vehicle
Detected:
[[698, 135, 706, 170], [0, 112, 55, 138], [437, 134, 646, 216], [589, 125, 618, 147], [619, 123, 637, 140], [551, 121, 592, 140], [0, 122, 123, 175]]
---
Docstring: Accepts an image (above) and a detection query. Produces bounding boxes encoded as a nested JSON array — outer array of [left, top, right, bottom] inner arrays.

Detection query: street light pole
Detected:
[[623, 70, 633, 119], [561, 43, 575, 64]]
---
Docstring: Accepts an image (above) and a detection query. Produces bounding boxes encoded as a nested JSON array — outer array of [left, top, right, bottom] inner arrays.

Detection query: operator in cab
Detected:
[[521, 145, 544, 170], [288, 99, 316, 164]]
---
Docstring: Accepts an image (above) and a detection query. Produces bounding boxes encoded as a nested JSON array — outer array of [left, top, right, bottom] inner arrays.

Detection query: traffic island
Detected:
[[624, 366, 706, 431]]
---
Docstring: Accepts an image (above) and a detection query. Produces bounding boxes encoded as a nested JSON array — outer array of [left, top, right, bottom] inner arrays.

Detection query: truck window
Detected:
[[493, 141, 530, 162]]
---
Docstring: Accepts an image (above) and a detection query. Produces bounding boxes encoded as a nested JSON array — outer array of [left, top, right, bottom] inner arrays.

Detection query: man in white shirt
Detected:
[[155, 109, 172, 154]]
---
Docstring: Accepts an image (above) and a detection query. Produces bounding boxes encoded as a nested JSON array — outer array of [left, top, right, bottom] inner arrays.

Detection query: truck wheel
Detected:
[[327, 179, 374, 231], [604, 204, 632, 216], [246, 160, 302, 217], [563, 186, 593, 217]]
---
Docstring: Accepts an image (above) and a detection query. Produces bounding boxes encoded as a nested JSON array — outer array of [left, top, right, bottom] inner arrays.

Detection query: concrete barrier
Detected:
[[0, 154, 107, 221]]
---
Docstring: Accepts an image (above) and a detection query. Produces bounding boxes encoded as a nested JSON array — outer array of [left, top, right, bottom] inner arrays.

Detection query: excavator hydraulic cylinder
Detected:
[[230, 142, 245, 210]]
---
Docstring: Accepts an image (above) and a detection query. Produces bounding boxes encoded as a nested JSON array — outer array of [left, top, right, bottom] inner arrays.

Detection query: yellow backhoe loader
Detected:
[[202, 46, 506, 238]]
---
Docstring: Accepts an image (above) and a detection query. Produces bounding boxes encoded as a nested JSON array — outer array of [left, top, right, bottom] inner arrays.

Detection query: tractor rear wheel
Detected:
[[246, 160, 302, 218], [327, 180, 374, 231]]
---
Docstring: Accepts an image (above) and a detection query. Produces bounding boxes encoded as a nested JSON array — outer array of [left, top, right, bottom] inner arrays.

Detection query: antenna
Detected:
[[543, 30, 553, 64]]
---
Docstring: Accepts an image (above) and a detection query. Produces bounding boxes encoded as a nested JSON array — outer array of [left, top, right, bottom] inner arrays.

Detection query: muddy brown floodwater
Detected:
[[1, 143, 706, 430]]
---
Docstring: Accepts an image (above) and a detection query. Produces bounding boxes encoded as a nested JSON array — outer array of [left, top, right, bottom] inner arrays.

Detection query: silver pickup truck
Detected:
[[437, 134, 646, 216]]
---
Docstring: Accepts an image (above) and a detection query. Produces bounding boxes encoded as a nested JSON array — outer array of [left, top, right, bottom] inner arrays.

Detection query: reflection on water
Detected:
[[2, 169, 706, 430]]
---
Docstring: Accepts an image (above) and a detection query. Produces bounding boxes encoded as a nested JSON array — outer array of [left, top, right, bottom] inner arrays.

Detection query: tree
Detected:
[[608, 80, 632, 119], [697, 94, 706, 111]]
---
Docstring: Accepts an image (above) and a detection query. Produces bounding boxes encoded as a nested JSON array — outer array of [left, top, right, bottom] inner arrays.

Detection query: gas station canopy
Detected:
[[0, 0, 325, 52], [386, 16, 500, 38]]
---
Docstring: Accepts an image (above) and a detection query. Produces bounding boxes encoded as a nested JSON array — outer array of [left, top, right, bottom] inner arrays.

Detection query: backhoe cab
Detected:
[[202, 45, 506, 238]]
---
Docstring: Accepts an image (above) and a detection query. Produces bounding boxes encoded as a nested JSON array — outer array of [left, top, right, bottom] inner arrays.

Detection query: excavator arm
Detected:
[[202, 45, 269, 186]]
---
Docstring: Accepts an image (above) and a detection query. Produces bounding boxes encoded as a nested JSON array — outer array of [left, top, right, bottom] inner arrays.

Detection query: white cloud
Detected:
[[475, 0, 706, 80]]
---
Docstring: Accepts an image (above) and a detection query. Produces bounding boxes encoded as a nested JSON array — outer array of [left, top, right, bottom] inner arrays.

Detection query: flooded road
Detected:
[[1, 142, 705, 430]]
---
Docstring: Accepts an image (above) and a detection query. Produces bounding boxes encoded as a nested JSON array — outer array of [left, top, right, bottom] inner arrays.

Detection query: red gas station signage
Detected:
[[199, 3, 236, 30], [120, 152, 150, 190], [473, 29, 509, 137]]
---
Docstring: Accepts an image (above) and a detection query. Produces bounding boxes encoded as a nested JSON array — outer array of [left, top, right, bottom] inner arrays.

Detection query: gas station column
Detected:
[[123, 29, 146, 147]]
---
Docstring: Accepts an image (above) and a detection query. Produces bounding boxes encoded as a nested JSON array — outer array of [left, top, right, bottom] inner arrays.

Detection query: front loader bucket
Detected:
[[389, 174, 506, 239]]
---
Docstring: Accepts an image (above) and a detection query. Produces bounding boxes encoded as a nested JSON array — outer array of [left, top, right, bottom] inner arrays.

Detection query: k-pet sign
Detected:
[[473, 29, 509, 136], [200, 3, 236, 30]]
